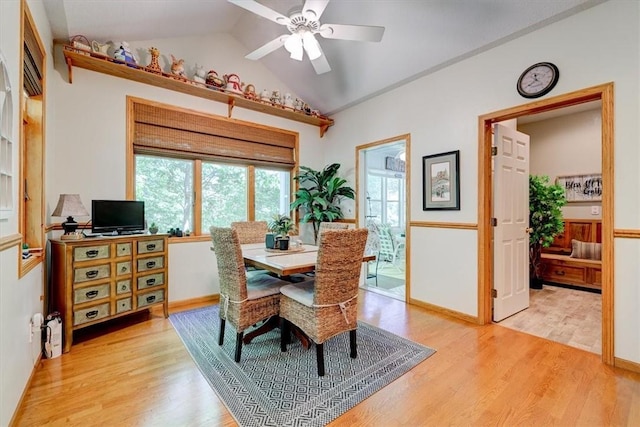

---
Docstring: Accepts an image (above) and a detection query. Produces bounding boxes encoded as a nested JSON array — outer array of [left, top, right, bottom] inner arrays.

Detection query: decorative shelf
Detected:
[[62, 47, 334, 137]]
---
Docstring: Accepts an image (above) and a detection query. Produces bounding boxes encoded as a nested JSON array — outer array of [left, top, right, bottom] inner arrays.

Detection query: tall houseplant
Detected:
[[290, 163, 355, 242], [529, 175, 566, 289]]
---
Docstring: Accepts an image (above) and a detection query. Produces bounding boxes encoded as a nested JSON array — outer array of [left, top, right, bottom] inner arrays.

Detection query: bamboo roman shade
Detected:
[[132, 102, 297, 166], [23, 13, 44, 96]]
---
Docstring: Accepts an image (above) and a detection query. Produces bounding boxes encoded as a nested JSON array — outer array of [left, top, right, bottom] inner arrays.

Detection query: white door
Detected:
[[493, 123, 530, 321]]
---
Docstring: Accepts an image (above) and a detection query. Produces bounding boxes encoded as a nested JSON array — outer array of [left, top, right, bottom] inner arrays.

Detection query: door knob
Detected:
[[525, 227, 533, 233]]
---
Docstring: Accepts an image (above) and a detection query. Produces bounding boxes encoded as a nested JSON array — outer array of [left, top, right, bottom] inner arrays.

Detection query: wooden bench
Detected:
[[540, 219, 602, 291]]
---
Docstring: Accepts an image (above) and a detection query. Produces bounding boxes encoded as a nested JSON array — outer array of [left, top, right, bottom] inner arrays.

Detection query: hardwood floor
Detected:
[[13, 290, 640, 426]]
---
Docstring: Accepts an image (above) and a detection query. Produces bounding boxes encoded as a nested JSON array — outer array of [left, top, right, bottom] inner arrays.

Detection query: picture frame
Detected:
[[422, 150, 460, 210], [555, 173, 602, 202]]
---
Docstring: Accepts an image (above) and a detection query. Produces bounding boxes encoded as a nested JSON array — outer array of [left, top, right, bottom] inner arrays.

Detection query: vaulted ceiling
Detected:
[[43, 0, 604, 115]]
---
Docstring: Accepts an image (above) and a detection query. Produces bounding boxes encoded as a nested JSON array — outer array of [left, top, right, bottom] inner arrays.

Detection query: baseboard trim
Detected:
[[10, 353, 42, 426], [408, 298, 480, 324], [614, 357, 640, 374], [168, 294, 219, 313]]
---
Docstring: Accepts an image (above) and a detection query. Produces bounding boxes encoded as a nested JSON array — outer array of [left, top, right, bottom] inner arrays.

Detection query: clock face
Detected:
[[517, 62, 559, 98]]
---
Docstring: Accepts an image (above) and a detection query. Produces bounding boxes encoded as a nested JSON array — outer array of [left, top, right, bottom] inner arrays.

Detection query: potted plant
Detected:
[[290, 163, 355, 243], [148, 222, 159, 234], [268, 214, 295, 237], [529, 175, 567, 289], [268, 214, 295, 250]]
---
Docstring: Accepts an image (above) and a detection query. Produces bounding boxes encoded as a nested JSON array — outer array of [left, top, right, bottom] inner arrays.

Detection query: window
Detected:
[[366, 172, 405, 228], [20, 1, 45, 274], [128, 98, 298, 237]]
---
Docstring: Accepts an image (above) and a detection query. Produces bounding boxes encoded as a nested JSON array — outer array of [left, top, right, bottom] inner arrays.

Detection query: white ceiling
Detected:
[[43, 0, 605, 115]]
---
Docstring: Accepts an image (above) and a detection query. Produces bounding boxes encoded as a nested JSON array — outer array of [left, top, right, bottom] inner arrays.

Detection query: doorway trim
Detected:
[[477, 83, 614, 365], [355, 134, 411, 300]]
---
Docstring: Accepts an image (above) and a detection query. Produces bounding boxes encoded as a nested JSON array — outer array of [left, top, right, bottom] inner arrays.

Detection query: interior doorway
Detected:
[[356, 134, 411, 302], [478, 83, 614, 365]]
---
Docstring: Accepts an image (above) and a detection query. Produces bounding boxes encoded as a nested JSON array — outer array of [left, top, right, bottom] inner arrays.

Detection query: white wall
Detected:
[[521, 108, 602, 219], [325, 0, 640, 363], [0, 1, 52, 425]]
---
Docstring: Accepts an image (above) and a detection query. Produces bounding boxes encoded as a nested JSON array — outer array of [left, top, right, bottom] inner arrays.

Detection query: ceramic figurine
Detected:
[[224, 73, 243, 94], [170, 54, 186, 80], [243, 83, 257, 100], [206, 70, 225, 89], [270, 90, 282, 106], [294, 97, 304, 111], [146, 47, 162, 74], [193, 63, 206, 87], [91, 40, 110, 56], [113, 41, 137, 67], [260, 89, 271, 102], [283, 93, 294, 109]]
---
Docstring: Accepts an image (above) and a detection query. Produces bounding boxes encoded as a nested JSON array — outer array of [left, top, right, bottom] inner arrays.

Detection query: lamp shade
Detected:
[[52, 194, 89, 218]]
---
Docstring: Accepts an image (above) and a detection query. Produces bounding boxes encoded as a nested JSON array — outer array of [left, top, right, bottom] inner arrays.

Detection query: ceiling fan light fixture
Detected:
[[284, 34, 304, 61], [302, 31, 321, 60]]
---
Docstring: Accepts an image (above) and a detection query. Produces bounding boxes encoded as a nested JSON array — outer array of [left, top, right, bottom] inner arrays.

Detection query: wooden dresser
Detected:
[[50, 234, 169, 353], [540, 219, 602, 291]]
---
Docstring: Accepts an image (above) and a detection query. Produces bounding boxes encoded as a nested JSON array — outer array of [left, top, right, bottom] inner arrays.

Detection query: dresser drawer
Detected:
[[544, 262, 586, 284], [116, 298, 132, 314], [74, 283, 110, 304], [137, 272, 164, 290], [138, 239, 164, 254], [74, 264, 111, 283], [74, 245, 109, 261], [137, 289, 164, 308], [117, 242, 132, 257], [137, 256, 164, 272], [74, 303, 110, 326], [116, 261, 132, 276], [116, 279, 131, 294]]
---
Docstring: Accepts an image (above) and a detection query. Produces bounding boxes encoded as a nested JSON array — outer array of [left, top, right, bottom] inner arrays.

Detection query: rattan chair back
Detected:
[[316, 221, 349, 246], [231, 221, 268, 244], [314, 228, 368, 306], [210, 227, 248, 303]]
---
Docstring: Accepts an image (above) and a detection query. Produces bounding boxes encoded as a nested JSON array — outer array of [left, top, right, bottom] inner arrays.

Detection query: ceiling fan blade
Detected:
[[302, 0, 330, 20], [310, 46, 331, 75], [319, 23, 385, 42], [245, 35, 288, 60], [228, 0, 291, 26]]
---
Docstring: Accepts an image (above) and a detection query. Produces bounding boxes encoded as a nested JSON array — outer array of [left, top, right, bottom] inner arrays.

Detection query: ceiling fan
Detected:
[[228, 0, 385, 75]]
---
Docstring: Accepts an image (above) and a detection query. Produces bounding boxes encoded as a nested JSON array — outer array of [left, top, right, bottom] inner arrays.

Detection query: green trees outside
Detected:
[[135, 155, 289, 234]]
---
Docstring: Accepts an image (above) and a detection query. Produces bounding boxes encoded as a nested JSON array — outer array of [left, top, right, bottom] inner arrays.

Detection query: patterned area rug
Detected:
[[170, 305, 435, 426]]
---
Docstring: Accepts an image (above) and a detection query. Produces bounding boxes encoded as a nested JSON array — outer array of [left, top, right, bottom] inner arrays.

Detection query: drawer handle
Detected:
[[146, 278, 156, 286], [146, 243, 156, 251], [146, 261, 156, 269], [554, 270, 566, 276], [86, 270, 99, 279], [120, 284, 128, 291], [86, 310, 98, 319], [85, 290, 99, 299], [120, 265, 128, 272], [86, 250, 99, 258], [146, 295, 156, 303]]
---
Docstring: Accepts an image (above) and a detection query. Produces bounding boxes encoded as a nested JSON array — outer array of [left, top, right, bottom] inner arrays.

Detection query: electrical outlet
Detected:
[[591, 206, 600, 215]]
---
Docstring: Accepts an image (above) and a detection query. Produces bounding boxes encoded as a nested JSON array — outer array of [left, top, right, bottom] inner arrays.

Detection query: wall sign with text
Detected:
[[556, 173, 602, 202]]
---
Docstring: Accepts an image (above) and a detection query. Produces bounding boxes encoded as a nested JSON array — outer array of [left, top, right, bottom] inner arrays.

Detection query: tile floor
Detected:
[[497, 284, 602, 354]]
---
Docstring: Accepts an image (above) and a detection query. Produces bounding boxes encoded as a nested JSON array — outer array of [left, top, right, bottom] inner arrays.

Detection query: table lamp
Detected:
[[52, 194, 89, 240]]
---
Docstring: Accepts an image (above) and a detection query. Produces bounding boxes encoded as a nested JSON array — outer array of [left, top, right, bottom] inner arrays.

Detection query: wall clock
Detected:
[[516, 62, 559, 98]]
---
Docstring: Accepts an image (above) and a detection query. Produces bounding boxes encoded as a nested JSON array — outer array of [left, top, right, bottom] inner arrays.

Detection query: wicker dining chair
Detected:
[[231, 221, 268, 244], [279, 228, 368, 376], [315, 221, 349, 246], [210, 227, 290, 362]]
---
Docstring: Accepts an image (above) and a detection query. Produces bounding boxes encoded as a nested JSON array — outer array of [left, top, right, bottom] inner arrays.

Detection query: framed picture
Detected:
[[555, 173, 602, 202], [422, 150, 460, 210]]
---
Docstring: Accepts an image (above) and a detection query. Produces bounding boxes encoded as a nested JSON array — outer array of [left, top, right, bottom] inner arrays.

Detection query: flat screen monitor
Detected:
[[91, 200, 145, 235]]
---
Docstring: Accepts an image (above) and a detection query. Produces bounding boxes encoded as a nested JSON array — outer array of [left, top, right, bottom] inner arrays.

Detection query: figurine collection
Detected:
[[74, 38, 326, 119]]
